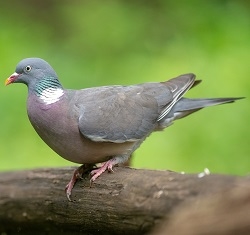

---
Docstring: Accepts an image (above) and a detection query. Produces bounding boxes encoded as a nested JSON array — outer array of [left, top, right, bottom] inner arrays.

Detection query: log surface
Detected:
[[0, 167, 249, 235]]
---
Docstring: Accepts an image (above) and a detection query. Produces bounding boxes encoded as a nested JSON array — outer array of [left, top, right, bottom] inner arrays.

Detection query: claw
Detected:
[[107, 165, 114, 173], [89, 159, 116, 186], [65, 164, 94, 201], [65, 181, 74, 201], [65, 160, 117, 199]]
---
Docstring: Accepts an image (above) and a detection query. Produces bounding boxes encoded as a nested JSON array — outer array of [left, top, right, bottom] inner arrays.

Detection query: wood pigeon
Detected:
[[5, 58, 243, 200]]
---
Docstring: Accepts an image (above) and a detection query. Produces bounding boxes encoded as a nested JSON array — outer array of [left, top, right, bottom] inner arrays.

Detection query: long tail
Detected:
[[165, 97, 244, 121]]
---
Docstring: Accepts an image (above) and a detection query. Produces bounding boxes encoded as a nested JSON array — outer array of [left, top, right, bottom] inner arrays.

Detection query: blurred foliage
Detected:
[[0, 0, 249, 175]]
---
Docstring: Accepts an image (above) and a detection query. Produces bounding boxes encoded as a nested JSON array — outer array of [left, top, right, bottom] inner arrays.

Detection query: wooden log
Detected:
[[151, 183, 250, 235], [0, 167, 249, 235]]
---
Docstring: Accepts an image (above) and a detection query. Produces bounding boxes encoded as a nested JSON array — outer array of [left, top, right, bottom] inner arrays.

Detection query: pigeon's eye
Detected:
[[25, 65, 32, 72]]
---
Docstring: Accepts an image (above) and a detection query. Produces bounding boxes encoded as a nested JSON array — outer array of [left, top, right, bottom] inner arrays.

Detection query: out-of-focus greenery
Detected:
[[0, 0, 249, 175]]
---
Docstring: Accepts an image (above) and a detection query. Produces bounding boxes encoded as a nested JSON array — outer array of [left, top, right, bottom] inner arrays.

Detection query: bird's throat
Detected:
[[35, 76, 64, 105], [39, 88, 64, 105]]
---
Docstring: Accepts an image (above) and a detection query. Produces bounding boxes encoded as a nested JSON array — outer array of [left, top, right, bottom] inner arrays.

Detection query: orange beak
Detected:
[[5, 72, 19, 85]]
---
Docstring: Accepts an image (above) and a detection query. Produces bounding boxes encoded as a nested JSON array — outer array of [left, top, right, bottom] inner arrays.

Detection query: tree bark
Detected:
[[0, 167, 249, 235], [151, 185, 250, 235]]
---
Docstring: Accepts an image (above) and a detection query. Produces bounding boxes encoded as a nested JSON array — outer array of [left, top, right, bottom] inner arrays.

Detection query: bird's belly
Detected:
[[28, 106, 133, 164], [43, 130, 134, 164]]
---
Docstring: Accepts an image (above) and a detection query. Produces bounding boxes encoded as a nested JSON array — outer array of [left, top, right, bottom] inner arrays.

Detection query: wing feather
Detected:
[[74, 74, 195, 143]]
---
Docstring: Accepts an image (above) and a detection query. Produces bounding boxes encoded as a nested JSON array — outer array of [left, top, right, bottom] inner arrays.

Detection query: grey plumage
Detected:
[[5, 57, 243, 200]]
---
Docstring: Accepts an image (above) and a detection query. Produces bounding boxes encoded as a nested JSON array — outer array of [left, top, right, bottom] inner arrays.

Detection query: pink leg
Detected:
[[65, 164, 94, 201], [90, 159, 116, 185]]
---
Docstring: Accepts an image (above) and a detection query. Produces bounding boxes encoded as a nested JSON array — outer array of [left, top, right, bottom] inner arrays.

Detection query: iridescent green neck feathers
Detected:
[[35, 76, 64, 105]]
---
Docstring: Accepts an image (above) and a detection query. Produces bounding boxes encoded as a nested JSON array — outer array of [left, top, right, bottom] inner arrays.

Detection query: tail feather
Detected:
[[173, 97, 244, 112], [156, 74, 244, 128], [162, 97, 244, 123]]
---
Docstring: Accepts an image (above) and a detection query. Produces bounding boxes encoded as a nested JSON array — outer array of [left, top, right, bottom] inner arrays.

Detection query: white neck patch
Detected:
[[39, 88, 64, 105]]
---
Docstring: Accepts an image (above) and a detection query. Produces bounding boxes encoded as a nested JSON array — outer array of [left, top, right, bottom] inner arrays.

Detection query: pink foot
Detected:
[[90, 159, 116, 185], [65, 164, 94, 201]]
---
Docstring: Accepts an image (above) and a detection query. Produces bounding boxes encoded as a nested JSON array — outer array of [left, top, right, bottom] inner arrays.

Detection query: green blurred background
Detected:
[[0, 0, 249, 175]]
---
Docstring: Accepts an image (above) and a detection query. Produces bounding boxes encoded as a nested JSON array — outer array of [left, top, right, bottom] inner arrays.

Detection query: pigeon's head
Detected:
[[5, 58, 59, 87]]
